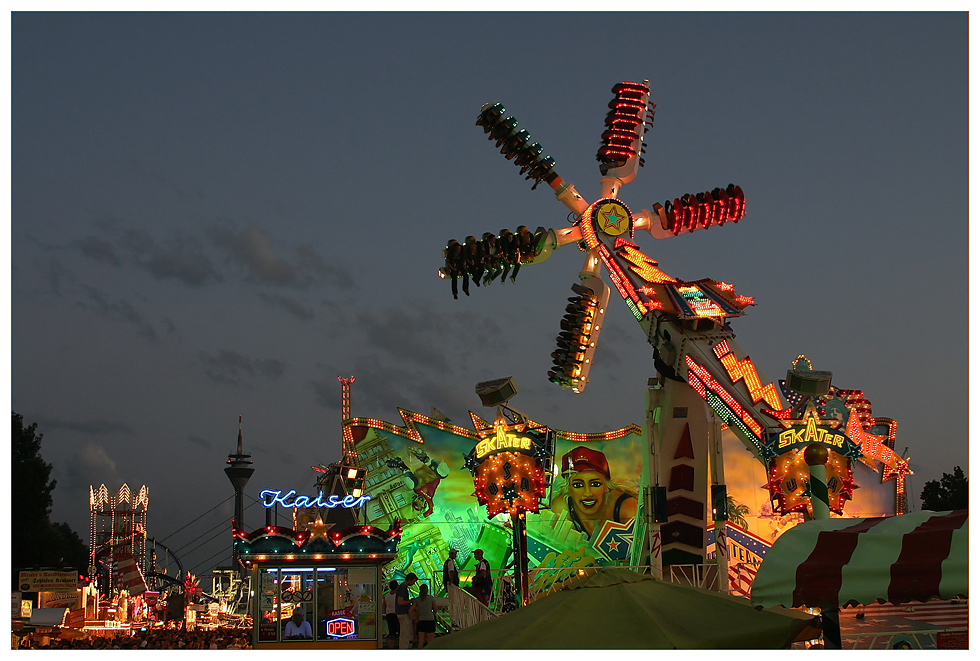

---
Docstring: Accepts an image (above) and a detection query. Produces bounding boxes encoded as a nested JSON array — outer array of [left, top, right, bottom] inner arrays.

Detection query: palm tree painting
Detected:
[[725, 496, 750, 529]]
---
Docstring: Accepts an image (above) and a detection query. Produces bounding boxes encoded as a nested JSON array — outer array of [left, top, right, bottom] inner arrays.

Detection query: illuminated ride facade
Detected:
[[434, 80, 912, 589], [343, 384, 647, 604], [89, 483, 149, 600]]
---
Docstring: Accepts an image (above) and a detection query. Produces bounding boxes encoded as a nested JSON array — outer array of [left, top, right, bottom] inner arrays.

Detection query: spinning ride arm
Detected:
[[439, 80, 750, 401]]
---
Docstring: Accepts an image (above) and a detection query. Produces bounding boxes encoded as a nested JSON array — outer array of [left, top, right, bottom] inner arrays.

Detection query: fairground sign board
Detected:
[[18, 570, 78, 592]]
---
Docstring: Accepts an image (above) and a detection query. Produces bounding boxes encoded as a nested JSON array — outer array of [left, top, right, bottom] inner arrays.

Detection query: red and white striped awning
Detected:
[[751, 510, 967, 609], [115, 551, 147, 596]]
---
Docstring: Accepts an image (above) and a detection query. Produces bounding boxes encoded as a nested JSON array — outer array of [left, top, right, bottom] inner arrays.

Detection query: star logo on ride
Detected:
[[594, 200, 631, 237], [591, 518, 635, 561]]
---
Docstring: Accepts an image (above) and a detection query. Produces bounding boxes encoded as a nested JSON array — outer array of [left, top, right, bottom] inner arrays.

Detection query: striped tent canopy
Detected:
[[751, 510, 967, 609]]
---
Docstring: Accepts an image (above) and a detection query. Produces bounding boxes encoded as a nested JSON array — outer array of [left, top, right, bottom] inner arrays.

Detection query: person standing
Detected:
[[395, 573, 418, 649], [473, 549, 492, 606], [413, 583, 444, 648], [442, 548, 460, 592], [382, 580, 399, 649]]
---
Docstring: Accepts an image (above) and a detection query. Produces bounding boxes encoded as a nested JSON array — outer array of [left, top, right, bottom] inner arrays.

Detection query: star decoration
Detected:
[[759, 436, 780, 462], [845, 410, 900, 469], [778, 399, 841, 432], [882, 457, 913, 483], [302, 516, 336, 544], [462, 451, 481, 473], [531, 442, 550, 460], [843, 438, 865, 462], [600, 206, 625, 230], [501, 483, 519, 503]]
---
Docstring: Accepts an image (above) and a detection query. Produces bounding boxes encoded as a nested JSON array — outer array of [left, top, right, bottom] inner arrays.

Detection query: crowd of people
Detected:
[[18, 547, 508, 651], [380, 546, 497, 649], [15, 626, 252, 650], [385, 573, 449, 649]]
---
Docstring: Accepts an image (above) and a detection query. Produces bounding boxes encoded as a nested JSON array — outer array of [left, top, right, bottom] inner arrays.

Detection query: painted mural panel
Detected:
[[347, 413, 644, 597]]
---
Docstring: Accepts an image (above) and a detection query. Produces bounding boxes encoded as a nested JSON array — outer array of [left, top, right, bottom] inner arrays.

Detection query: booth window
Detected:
[[257, 566, 378, 643]]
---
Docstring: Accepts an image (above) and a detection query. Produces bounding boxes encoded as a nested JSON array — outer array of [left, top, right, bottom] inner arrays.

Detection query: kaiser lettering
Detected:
[[258, 489, 371, 509]]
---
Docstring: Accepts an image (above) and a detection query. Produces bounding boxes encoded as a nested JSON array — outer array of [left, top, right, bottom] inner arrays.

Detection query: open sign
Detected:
[[326, 617, 355, 638]]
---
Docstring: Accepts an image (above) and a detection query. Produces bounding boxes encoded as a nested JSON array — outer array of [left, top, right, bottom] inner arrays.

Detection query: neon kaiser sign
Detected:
[[257, 489, 371, 509]]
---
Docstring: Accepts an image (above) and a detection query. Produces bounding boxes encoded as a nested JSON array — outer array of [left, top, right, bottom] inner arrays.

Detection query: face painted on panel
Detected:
[[568, 469, 609, 517]]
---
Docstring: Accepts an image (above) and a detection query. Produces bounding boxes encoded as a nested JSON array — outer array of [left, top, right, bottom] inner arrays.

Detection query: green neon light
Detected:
[[625, 298, 644, 321], [705, 391, 763, 454]]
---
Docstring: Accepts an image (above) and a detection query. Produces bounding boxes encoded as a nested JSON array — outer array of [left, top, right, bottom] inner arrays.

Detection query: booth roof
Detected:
[[751, 510, 968, 609], [428, 567, 819, 649], [29, 608, 69, 627]]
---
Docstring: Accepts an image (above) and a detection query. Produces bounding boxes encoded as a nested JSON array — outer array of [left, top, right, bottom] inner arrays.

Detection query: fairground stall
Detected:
[[233, 506, 401, 650]]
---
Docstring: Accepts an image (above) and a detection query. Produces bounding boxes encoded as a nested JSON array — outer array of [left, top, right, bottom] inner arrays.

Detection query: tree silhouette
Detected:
[[919, 466, 968, 512], [11, 412, 89, 573]]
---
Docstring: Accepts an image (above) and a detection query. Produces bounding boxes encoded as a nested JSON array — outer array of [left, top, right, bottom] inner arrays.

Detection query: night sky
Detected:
[[10, 12, 968, 578]]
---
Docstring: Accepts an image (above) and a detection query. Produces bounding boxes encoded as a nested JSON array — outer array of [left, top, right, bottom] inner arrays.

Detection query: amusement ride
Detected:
[[437, 79, 913, 578]]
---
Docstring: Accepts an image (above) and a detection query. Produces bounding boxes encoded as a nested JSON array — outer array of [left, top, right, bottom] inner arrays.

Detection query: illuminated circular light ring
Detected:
[[473, 450, 548, 519]]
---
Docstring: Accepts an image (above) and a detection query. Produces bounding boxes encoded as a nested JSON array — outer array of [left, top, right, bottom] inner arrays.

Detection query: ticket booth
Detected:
[[234, 519, 401, 649]]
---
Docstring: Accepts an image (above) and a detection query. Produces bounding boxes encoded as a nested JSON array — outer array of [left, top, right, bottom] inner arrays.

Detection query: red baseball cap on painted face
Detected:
[[561, 447, 610, 479]]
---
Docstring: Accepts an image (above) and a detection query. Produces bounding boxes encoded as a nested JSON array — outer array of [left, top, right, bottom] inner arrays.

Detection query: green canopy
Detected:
[[428, 567, 819, 649]]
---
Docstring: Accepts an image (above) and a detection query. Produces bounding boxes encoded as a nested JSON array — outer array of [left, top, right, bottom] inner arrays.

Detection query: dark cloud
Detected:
[[77, 227, 222, 287], [295, 244, 355, 288], [311, 356, 474, 423], [44, 258, 70, 296], [592, 319, 632, 367], [75, 285, 157, 339], [209, 226, 352, 290], [199, 349, 286, 386], [140, 239, 223, 287], [76, 235, 121, 266], [353, 304, 507, 373], [41, 417, 136, 436], [311, 370, 343, 412], [54, 442, 125, 497], [209, 226, 302, 286], [259, 292, 315, 321], [247, 442, 297, 468], [309, 302, 512, 420], [187, 434, 212, 449], [354, 307, 451, 371], [124, 154, 207, 203]]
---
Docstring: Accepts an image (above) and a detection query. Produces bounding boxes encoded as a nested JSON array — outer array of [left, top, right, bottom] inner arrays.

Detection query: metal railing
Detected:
[[442, 563, 776, 636], [660, 562, 763, 597], [527, 565, 655, 601], [445, 584, 495, 632], [663, 564, 720, 591]]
